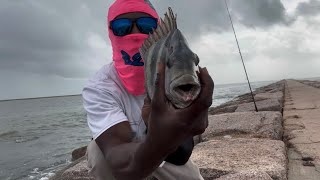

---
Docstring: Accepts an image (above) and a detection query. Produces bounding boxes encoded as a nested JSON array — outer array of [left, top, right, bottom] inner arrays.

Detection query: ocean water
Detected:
[[212, 81, 274, 107], [0, 96, 91, 180], [0, 81, 273, 180]]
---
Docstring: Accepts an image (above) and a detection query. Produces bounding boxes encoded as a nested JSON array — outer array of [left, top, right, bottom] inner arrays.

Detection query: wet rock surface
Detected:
[[50, 157, 93, 180], [71, 146, 87, 161]]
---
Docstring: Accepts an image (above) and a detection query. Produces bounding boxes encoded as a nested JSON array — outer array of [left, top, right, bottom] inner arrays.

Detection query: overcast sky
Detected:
[[0, 0, 319, 100]]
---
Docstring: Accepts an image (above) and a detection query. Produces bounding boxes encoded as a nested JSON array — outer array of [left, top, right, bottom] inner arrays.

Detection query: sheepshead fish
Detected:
[[140, 7, 201, 109]]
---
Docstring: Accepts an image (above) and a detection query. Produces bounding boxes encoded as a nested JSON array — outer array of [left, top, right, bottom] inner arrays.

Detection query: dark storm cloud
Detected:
[[0, 1, 109, 78], [153, 0, 230, 35], [0, 0, 293, 79], [296, 0, 320, 17], [0, 0, 308, 100], [152, 0, 292, 37], [229, 0, 294, 27]]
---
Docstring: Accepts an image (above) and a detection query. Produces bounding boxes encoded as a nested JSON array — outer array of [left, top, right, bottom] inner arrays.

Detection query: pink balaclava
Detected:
[[108, 0, 159, 96]]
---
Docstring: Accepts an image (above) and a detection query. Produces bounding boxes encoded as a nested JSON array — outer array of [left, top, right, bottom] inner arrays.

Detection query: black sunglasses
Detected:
[[110, 17, 158, 36]]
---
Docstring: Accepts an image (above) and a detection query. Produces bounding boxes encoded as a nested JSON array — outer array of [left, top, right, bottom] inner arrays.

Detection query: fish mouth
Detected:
[[169, 74, 201, 108]]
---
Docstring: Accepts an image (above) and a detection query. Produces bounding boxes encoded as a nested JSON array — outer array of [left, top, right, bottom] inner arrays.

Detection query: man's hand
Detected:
[[143, 62, 214, 151], [94, 62, 213, 180], [141, 95, 152, 127]]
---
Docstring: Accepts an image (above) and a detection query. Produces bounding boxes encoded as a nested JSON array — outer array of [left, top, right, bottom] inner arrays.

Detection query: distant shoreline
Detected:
[[0, 81, 273, 102], [0, 94, 81, 102], [1, 77, 318, 102]]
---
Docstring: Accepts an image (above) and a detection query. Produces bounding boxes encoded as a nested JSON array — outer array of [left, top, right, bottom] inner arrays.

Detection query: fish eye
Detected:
[[167, 57, 174, 68], [194, 54, 199, 66], [169, 46, 174, 55]]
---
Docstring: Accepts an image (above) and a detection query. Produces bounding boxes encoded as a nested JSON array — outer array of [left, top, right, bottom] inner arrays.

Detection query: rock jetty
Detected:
[[283, 80, 320, 180], [50, 79, 320, 180], [192, 80, 287, 180]]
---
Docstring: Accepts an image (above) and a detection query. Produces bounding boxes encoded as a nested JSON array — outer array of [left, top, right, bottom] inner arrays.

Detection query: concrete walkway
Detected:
[[284, 80, 320, 180]]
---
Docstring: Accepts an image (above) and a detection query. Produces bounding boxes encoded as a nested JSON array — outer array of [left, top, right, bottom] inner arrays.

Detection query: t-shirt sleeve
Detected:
[[82, 85, 128, 140]]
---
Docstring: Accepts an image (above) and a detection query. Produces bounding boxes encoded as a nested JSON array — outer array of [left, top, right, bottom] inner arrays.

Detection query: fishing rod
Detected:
[[224, 0, 258, 112]]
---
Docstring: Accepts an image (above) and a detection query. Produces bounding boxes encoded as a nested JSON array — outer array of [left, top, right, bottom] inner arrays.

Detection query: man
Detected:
[[82, 0, 214, 179]]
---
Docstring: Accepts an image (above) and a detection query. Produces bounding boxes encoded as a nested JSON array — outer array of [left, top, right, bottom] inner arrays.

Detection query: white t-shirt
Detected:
[[82, 62, 147, 140]]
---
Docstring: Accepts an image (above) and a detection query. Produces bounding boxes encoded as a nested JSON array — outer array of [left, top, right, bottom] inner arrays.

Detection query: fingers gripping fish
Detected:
[[140, 7, 201, 109]]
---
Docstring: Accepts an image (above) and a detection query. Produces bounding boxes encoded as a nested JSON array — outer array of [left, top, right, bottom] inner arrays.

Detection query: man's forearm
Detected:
[[105, 136, 175, 180]]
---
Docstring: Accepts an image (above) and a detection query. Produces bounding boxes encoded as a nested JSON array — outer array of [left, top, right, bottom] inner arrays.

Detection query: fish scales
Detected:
[[140, 7, 201, 109]]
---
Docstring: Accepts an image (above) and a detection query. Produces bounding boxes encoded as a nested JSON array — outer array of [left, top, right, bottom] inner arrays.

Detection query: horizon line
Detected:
[[0, 94, 82, 102], [1, 77, 319, 102]]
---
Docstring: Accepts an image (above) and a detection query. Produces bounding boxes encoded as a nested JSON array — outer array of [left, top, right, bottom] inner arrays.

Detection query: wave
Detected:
[[214, 94, 237, 100], [0, 130, 18, 138], [27, 159, 71, 180]]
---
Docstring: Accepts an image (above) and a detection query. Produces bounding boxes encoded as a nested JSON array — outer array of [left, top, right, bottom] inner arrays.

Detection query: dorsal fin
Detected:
[[140, 7, 177, 55]]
